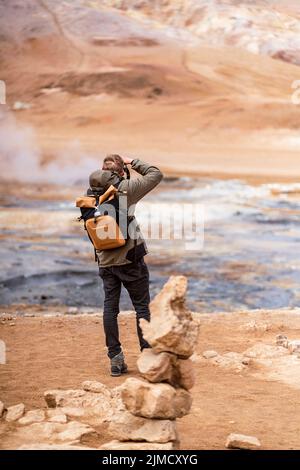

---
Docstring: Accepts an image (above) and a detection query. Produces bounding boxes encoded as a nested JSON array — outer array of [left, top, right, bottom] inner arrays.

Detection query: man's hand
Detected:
[[121, 156, 133, 165]]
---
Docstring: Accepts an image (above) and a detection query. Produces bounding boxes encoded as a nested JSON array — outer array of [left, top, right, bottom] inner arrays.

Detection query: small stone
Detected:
[[18, 409, 45, 425], [100, 440, 175, 450], [66, 307, 78, 315], [203, 350, 218, 359], [44, 389, 86, 408], [48, 414, 67, 424], [24, 313, 36, 318], [288, 340, 300, 354], [109, 410, 177, 443], [226, 433, 261, 450], [5, 403, 25, 422], [82, 381, 111, 396], [121, 378, 192, 419], [9, 322, 16, 326], [0, 401, 4, 417]]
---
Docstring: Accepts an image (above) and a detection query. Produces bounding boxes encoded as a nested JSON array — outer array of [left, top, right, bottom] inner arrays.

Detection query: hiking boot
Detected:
[[110, 351, 128, 377]]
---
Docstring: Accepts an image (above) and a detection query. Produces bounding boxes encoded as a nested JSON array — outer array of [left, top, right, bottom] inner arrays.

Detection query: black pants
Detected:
[[99, 258, 151, 359]]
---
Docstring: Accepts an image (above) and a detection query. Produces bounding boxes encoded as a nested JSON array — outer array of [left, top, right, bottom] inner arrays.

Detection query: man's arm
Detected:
[[122, 158, 163, 205]]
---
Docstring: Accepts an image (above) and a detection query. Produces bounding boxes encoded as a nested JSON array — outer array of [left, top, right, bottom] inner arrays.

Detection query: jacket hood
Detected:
[[89, 170, 121, 194]]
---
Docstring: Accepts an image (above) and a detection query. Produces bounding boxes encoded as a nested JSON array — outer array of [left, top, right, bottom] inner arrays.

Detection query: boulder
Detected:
[[13, 420, 96, 444], [225, 433, 261, 450], [5, 403, 25, 422], [100, 440, 175, 450], [121, 378, 192, 419], [109, 410, 177, 443], [18, 409, 45, 426], [137, 349, 174, 383], [137, 350, 195, 390], [140, 276, 199, 358]]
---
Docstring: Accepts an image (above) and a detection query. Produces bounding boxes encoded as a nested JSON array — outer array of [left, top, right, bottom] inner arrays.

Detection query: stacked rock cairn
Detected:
[[102, 275, 200, 450]]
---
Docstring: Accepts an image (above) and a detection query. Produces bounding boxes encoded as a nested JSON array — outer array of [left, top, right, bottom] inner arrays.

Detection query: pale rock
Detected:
[[0, 401, 4, 418], [288, 340, 300, 354], [212, 352, 246, 373], [140, 276, 199, 358], [109, 410, 177, 443], [48, 414, 67, 424], [14, 420, 96, 444], [137, 350, 195, 390], [18, 409, 45, 425], [100, 440, 175, 450], [121, 377, 192, 419], [82, 381, 112, 397], [44, 389, 86, 408], [226, 433, 261, 450], [5, 403, 25, 422], [18, 444, 96, 450], [137, 349, 174, 383], [60, 407, 85, 419], [244, 344, 288, 359], [203, 350, 218, 359]]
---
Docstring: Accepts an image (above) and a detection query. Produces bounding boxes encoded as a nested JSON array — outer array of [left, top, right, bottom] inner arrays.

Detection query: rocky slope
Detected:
[[102, 0, 300, 64]]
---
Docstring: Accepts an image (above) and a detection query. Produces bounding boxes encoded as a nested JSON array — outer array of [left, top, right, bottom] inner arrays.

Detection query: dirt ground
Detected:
[[1, 307, 300, 450]]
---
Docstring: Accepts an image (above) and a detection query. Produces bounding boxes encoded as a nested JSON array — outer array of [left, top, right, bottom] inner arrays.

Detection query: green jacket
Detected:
[[90, 159, 163, 267]]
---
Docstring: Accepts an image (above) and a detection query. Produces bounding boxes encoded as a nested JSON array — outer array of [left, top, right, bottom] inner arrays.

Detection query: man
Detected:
[[88, 155, 163, 376]]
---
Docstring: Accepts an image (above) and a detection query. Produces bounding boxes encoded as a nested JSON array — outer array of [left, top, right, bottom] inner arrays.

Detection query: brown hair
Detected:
[[102, 154, 124, 176]]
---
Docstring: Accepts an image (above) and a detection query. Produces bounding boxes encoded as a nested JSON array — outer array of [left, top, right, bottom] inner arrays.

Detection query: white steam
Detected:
[[0, 110, 100, 184]]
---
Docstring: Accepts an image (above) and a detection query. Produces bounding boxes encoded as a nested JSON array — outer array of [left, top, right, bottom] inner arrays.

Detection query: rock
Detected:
[[121, 378, 192, 419], [82, 381, 111, 396], [276, 334, 288, 347], [244, 344, 288, 359], [24, 313, 36, 318], [13, 101, 31, 111], [5, 403, 25, 422], [66, 307, 78, 315], [18, 409, 45, 425], [14, 421, 96, 444], [18, 444, 96, 450], [44, 386, 112, 414], [288, 340, 300, 354], [203, 350, 218, 359], [44, 390, 86, 408], [56, 421, 97, 443], [109, 410, 177, 443], [225, 433, 261, 450], [137, 350, 195, 390], [140, 276, 199, 358], [212, 352, 246, 373], [100, 440, 175, 450], [0, 401, 4, 418], [48, 414, 67, 424], [177, 359, 195, 390], [60, 407, 85, 419], [137, 349, 174, 383]]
